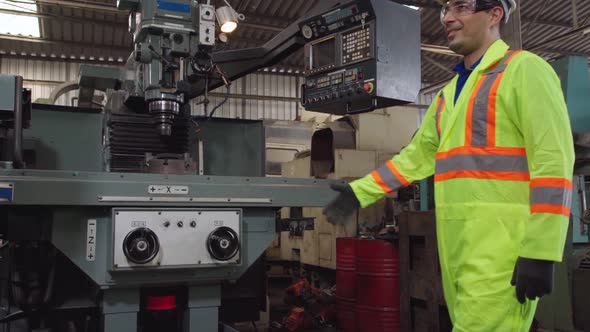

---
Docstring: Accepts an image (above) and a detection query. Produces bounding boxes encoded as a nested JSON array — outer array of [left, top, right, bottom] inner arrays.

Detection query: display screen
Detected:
[[311, 37, 336, 69]]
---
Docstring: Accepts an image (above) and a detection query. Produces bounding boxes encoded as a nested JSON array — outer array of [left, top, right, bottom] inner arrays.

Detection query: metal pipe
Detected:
[[13, 76, 24, 169]]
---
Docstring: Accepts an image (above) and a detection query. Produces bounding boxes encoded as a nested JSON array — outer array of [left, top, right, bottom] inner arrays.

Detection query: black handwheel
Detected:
[[206, 227, 239, 261], [122, 227, 160, 264]]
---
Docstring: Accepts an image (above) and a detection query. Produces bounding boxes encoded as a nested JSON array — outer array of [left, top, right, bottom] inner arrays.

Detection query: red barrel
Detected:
[[336, 237, 358, 332], [355, 239, 400, 332], [336, 237, 357, 300], [336, 298, 357, 332]]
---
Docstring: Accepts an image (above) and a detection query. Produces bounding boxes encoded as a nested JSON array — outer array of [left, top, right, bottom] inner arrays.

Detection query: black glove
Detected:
[[510, 257, 554, 304], [323, 184, 360, 225]]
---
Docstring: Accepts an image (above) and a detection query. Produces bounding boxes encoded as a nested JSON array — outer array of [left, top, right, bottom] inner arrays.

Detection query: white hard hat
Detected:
[[436, 0, 517, 23], [498, 0, 517, 23]]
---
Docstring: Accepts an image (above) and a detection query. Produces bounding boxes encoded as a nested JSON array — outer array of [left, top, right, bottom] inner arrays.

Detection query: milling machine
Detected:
[[0, 0, 420, 331]]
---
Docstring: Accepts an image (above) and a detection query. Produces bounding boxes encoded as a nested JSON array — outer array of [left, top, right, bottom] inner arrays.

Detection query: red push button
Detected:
[[363, 82, 374, 94]]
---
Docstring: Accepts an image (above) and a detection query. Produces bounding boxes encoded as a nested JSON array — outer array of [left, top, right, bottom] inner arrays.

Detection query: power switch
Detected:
[[364, 82, 375, 94]]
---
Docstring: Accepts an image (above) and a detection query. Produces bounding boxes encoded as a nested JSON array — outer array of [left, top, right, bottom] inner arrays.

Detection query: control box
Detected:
[[300, 0, 420, 115], [111, 208, 241, 270]]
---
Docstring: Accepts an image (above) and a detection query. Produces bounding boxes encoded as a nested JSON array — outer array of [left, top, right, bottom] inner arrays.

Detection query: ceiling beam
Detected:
[[33, 0, 124, 14], [528, 22, 590, 51], [0, 8, 124, 26], [534, 47, 590, 57], [572, 0, 579, 29], [522, 16, 572, 29], [0, 52, 127, 65], [390, 0, 438, 8], [423, 54, 454, 74], [0, 34, 132, 54]]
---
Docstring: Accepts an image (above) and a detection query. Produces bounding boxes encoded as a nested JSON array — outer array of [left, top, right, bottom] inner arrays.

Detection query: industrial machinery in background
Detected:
[[532, 55, 590, 332], [0, 0, 420, 331]]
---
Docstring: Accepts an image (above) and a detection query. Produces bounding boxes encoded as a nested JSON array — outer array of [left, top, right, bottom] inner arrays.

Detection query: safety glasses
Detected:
[[440, 0, 498, 23]]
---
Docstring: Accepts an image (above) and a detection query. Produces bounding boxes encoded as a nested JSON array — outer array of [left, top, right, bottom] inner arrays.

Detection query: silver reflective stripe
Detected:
[[471, 73, 499, 146], [469, 51, 518, 146], [531, 187, 573, 207], [436, 154, 529, 174], [376, 163, 403, 191], [484, 51, 517, 75], [436, 96, 445, 137]]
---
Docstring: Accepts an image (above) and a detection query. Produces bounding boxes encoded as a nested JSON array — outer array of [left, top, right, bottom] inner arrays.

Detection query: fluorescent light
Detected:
[[0, 0, 40, 37]]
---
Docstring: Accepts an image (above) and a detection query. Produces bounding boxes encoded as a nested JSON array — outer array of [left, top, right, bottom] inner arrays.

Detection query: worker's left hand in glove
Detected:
[[510, 257, 554, 303], [323, 183, 360, 225]]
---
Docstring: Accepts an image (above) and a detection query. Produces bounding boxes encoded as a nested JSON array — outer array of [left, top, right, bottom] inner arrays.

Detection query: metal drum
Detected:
[[336, 237, 358, 332], [356, 239, 400, 331]]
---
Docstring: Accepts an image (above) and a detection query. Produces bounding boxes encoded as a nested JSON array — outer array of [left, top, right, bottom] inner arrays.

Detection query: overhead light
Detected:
[[216, 6, 238, 33], [215, 0, 244, 34]]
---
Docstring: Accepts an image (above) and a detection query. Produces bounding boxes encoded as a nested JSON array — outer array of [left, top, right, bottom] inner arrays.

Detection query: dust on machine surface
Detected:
[[0, 0, 419, 331]]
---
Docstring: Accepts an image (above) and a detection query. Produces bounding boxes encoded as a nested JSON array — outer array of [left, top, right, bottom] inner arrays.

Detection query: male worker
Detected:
[[324, 0, 575, 330]]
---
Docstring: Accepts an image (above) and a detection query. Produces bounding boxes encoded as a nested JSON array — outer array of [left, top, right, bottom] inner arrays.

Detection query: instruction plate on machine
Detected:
[[148, 185, 190, 195], [86, 219, 97, 261]]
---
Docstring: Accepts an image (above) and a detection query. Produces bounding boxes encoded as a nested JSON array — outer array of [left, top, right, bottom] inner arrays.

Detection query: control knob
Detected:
[[301, 25, 313, 39]]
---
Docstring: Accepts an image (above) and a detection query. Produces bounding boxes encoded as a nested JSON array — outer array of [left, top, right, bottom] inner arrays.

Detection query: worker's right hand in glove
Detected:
[[323, 183, 360, 225]]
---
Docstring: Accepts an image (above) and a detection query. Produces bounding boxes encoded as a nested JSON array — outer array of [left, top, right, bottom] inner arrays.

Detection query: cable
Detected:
[[208, 83, 230, 118], [207, 64, 232, 118]]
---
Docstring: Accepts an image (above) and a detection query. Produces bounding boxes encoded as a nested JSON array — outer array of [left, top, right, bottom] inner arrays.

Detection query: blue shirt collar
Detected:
[[453, 57, 483, 75]]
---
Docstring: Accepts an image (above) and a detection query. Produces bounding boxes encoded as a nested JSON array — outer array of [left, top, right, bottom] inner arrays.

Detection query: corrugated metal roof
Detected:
[[0, 0, 589, 81]]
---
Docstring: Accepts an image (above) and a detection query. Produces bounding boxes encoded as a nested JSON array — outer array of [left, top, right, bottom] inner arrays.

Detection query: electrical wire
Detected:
[[208, 83, 230, 118], [207, 64, 232, 118]]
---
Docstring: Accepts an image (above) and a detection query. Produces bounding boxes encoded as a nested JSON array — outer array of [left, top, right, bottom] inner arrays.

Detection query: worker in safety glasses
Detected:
[[324, 0, 575, 330]]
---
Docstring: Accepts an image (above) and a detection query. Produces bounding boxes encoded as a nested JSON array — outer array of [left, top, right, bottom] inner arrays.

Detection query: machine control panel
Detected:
[[112, 208, 241, 270], [342, 26, 372, 65], [299, 0, 421, 115], [299, 2, 371, 41]]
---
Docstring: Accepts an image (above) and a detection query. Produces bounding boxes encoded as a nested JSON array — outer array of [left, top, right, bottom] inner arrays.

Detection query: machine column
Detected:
[[184, 284, 221, 332], [100, 288, 140, 332]]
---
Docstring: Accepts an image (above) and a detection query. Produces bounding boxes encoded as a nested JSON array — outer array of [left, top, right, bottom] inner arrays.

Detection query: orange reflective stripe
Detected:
[[486, 71, 503, 146], [465, 50, 523, 147], [435, 170, 530, 182], [504, 50, 523, 64], [531, 204, 571, 217], [530, 177, 573, 190], [386, 160, 411, 186], [371, 170, 392, 193], [465, 77, 486, 146], [436, 146, 527, 159]]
